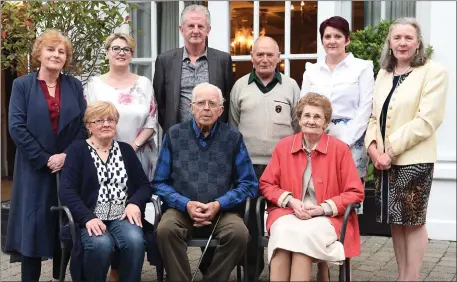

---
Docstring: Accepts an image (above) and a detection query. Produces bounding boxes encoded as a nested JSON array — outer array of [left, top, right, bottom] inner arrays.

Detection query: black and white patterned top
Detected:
[[88, 141, 128, 220]]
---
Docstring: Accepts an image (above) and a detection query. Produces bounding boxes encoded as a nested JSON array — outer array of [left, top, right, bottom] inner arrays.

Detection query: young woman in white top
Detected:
[[301, 16, 374, 180], [85, 33, 158, 181]]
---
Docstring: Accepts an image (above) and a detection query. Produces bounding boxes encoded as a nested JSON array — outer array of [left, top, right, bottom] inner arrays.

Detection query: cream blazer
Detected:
[[365, 60, 448, 165]]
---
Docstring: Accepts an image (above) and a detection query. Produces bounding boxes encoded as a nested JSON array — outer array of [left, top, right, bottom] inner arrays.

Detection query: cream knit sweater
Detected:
[[229, 73, 301, 165]]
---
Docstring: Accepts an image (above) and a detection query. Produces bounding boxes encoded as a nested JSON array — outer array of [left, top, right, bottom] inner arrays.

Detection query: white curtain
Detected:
[[364, 1, 382, 26], [364, 1, 416, 27], [157, 2, 179, 54], [385, 1, 416, 20]]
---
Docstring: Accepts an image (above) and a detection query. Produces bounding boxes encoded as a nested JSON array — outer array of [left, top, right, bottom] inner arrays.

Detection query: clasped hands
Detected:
[[47, 153, 66, 173], [288, 198, 324, 220], [186, 201, 220, 227]]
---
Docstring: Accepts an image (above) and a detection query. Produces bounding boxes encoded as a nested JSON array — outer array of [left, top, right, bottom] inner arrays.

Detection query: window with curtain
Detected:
[[157, 2, 179, 54], [352, 1, 416, 31]]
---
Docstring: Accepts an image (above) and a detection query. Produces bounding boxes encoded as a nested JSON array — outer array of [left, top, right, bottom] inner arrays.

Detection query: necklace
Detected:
[[46, 83, 57, 88], [90, 139, 112, 153], [394, 66, 411, 76]]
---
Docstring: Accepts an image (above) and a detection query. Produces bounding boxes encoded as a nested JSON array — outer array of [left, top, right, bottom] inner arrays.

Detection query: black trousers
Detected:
[[21, 235, 62, 282]]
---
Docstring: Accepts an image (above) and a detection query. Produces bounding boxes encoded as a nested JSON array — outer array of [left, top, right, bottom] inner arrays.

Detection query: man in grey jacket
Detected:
[[153, 4, 233, 133]]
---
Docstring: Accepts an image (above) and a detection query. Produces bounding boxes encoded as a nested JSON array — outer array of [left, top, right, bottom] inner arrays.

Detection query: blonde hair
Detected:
[[296, 93, 333, 124], [104, 33, 136, 54], [31, 29, 73, 69], [84, 101, 120, 125], [380, 17, 428, 72]]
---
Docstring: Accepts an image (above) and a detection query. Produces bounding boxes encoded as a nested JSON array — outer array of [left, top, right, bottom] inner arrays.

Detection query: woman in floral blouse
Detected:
[[84, 33, 158, 281], [85, 33, 158, 181]]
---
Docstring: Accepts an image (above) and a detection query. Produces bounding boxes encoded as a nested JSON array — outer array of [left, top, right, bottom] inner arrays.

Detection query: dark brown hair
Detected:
[[319, 16, 350, 42]]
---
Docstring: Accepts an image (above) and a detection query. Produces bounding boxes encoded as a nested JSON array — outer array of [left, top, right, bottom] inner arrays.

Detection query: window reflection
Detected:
[[230, 1, 254, 55], [290, 59, 317, 87], [131, 63, 152, 81], [291, 1, 318, 54], [232, 61, 253, 81], [130, 3, 152, 58], [259, 1, 285, 53]]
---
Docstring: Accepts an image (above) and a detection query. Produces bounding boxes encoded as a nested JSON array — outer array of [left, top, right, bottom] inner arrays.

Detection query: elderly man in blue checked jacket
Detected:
[[152, 82, 258, 282]]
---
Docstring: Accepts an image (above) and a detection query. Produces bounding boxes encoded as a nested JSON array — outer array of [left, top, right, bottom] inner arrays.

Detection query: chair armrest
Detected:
[[242, 197, 251, 227], [150, 197, 162, 231], [50, 205, 76, 244], [339, 203, 361, 245], [256, 196, 267, 238]]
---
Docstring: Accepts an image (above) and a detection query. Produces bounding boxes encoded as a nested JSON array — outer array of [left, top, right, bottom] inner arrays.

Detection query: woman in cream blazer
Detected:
[[365, 17, 448, 281]]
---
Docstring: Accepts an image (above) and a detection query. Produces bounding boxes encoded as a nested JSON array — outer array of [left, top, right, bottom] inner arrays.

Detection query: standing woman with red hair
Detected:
[[5, 29, 86, 282]]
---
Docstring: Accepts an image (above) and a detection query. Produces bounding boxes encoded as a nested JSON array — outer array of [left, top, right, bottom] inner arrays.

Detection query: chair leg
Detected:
[[254, 248, 261, 282], [237, 265, 242, 282], [339, 262, 345, 282], [59, 249, 67, 282], [345, 258, 351, 282], [244, 253, 248, 282], [156, 267, 164, 282]]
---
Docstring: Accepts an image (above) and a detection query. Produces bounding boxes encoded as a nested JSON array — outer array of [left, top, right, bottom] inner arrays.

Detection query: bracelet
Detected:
[[134, 141, 141, 148]]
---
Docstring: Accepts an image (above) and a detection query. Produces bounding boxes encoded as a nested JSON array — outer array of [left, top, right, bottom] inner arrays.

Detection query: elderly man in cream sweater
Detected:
[[229, 36, 300, 281]]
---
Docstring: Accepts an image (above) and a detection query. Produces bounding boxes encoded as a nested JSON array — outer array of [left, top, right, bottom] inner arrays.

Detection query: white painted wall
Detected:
[[424, 1, 456, 241]]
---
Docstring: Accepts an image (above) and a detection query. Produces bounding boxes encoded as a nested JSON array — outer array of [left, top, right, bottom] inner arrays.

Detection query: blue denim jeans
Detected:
[[80, 219, 144, 282]]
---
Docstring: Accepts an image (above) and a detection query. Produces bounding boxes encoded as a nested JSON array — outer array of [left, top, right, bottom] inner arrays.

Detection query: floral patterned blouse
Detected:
[[84, 75, 158, 180]]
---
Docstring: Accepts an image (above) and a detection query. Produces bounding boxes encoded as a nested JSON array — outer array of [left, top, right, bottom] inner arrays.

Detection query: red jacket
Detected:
[[259, 132, 365, 257]]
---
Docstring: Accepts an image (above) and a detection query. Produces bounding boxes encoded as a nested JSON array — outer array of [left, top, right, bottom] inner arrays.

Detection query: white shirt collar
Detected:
[[318, 52, 355, 71]]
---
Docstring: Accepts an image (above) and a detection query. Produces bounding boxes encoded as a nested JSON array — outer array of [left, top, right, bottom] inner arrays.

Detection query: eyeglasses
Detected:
[[88, 118, 117, 125], [192, 100, 221, 109], [110, 46, 132, 54], [301, 113, 324, 122]]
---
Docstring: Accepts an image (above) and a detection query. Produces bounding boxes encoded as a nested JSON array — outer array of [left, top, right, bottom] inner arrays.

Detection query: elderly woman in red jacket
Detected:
[[259, 92, 364, 281]]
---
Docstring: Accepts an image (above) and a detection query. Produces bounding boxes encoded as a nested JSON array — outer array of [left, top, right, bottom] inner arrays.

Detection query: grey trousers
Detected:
[[156, 208, 249, 282]]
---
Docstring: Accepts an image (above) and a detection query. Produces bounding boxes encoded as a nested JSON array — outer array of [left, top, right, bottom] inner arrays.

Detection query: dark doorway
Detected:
[[358, 178, 392, 237], [3, 66, 17, 179]]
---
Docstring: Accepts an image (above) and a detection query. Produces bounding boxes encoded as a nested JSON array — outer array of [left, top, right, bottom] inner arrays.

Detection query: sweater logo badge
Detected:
[[275, 105, 282, 113]]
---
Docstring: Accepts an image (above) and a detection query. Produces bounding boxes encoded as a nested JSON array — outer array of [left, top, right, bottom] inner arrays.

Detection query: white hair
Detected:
[[180, 4, 211, 27], [191, 82, 225, 105]]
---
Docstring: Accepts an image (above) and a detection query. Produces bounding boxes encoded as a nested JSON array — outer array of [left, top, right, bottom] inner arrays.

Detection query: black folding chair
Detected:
[[255, 196, 361, 282], [151, 197, 250, 282], [51, 175, 162, 282]]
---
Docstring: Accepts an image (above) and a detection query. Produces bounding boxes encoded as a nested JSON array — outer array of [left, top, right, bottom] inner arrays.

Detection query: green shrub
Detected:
[[1, 1, 133, 84]]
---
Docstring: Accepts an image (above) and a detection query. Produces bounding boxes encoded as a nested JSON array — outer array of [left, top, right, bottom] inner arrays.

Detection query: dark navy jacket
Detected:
[[5, 72, 86, 258], [59, 140, 153, 281]]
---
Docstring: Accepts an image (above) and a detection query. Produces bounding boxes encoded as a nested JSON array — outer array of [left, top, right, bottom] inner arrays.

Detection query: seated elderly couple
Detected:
[[59, 82, 364, 282]]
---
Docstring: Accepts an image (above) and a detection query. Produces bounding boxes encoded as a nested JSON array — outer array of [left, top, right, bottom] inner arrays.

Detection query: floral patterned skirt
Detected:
[[328, 119, 368, 178]]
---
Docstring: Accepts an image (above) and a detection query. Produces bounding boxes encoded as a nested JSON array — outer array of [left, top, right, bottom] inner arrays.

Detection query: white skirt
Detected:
[[268, 214, 345, 264]]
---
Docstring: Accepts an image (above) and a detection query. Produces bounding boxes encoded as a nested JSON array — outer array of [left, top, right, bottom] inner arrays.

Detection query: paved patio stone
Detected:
[[1, 235, 455, 281]]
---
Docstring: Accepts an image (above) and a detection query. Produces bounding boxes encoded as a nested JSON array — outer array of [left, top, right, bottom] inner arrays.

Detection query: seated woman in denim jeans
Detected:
[[59, 101, 152, 282]]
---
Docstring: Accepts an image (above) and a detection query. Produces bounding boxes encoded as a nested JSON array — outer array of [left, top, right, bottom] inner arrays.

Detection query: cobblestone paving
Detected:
[[1, 236, 455, 281]]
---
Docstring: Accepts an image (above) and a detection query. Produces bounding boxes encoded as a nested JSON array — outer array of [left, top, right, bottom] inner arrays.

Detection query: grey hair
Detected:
[[180, 4, 211, 27], [191, 82, 225, 105], [380, 17, 428, 72]]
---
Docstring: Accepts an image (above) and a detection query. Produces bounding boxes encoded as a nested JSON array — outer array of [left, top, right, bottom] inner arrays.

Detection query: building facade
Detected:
[[125, 1, 455, 241]]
